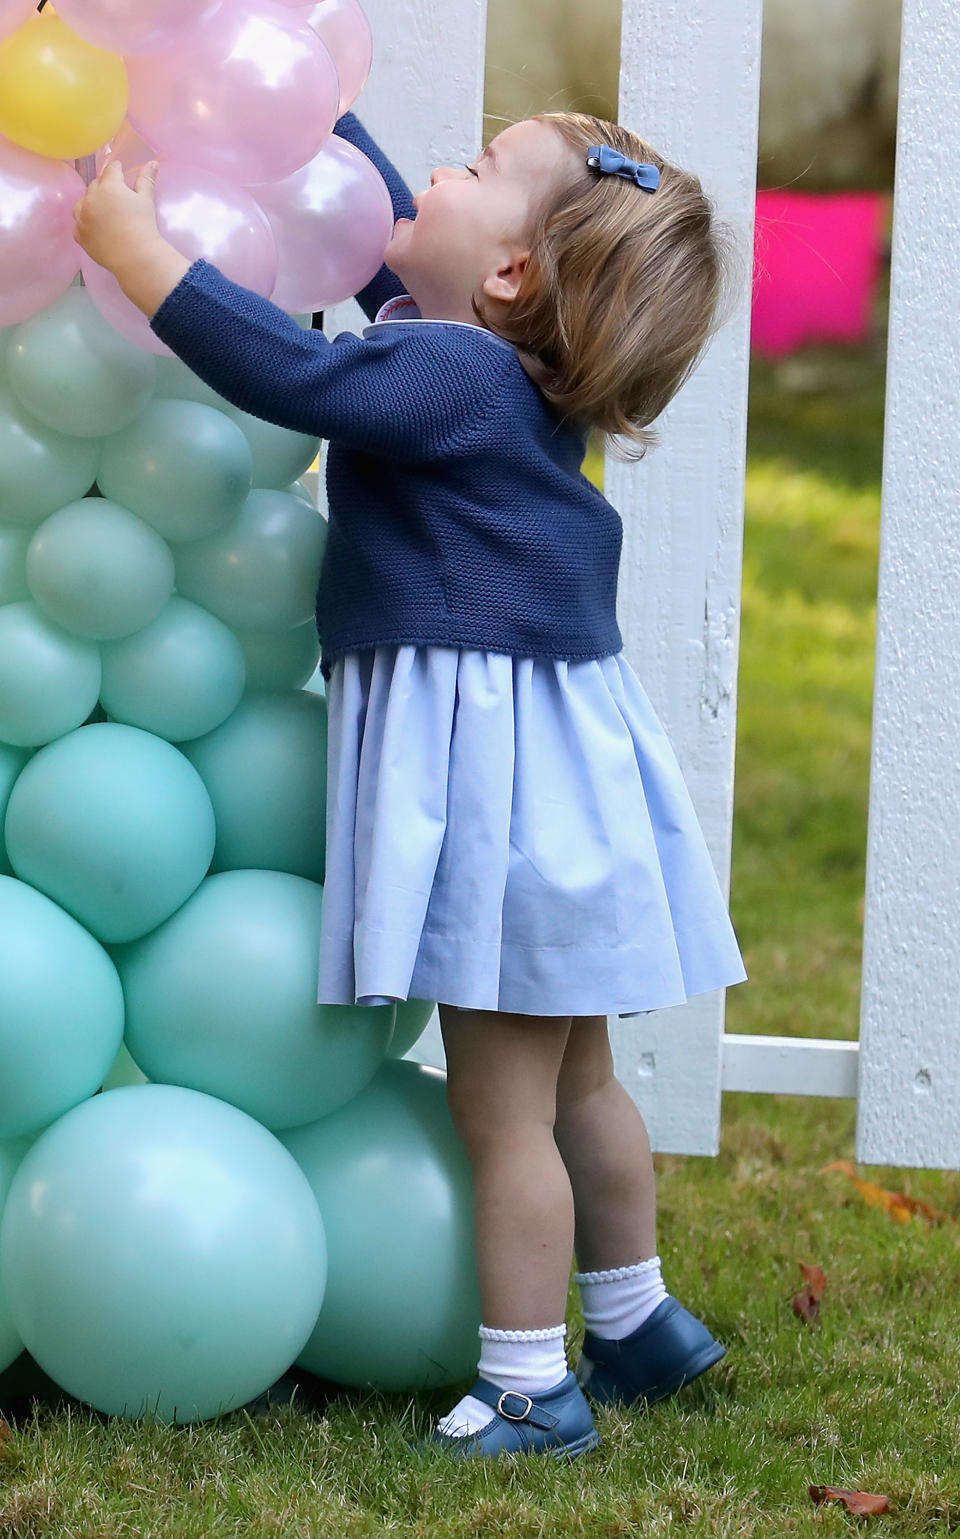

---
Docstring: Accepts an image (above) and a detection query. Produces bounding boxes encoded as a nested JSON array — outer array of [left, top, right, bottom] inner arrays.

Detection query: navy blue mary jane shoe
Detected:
[[416, 1370, 601, 1460], [579, 1295, 726, 1408]]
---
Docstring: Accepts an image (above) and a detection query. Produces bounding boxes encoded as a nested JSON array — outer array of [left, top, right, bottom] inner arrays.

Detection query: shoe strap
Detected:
[[470, 1376, 560, 1431]]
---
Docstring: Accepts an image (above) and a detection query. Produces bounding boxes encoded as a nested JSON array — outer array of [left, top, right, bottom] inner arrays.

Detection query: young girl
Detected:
[[74, 107, 748, 1461]]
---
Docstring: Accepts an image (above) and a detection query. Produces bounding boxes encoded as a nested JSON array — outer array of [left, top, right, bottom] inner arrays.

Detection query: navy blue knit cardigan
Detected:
[[151, 114, 624, 680]]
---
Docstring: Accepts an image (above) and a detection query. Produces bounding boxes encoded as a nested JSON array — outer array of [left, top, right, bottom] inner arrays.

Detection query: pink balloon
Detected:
[[126, 0, 341, 185], [0, 0, 35, 45], [95, 121, 159, 176], [251, 135, 392, 312], [53, 0, 224, 55], [302, 0, 372, 113], [81, 162, 278, 355], [0, 137, 84, 328]]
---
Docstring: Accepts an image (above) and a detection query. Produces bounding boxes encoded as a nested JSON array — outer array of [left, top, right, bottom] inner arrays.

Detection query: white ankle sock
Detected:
[[575, 1255, 669, 1342], [436, 1325, 568, 1438]]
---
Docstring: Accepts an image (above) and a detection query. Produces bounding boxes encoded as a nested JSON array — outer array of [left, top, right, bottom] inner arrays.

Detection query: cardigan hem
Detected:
[[318, 633, 625, 680]]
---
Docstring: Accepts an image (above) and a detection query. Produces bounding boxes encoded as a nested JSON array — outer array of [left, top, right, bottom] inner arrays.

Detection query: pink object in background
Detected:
[[751, 190, 887, 358]]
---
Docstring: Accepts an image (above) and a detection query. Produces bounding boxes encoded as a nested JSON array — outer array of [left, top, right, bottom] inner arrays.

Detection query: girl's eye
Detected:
[[463, 164, 479, 177]]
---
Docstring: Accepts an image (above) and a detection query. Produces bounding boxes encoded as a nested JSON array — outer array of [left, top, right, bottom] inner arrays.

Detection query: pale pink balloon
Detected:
[[0, 0, 35, 45], [95, 121, 159, 176], [251, 135, 392, 312], [302, 0, 372, 113], [81, 162, 278, 355], [0, 137, 84, 328], [53, 0, 224, 55], [126, 0, 341, 185]]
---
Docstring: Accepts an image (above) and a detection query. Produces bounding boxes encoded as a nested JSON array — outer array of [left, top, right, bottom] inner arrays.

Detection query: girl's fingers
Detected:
[[134, 161, 159, 201], [96, 158, 124, 188]]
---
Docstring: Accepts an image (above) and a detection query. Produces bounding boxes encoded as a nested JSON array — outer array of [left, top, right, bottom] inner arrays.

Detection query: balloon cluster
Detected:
[[0, 0, 395, 343], [0, 2, 482, 1425]]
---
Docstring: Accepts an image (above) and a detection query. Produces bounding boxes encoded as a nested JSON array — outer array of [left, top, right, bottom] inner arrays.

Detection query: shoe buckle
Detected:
[[496, 1391, 534, 1421]]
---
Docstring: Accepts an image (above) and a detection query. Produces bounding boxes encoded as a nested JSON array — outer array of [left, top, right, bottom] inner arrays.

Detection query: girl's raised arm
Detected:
[[332, 111, 416, 320]]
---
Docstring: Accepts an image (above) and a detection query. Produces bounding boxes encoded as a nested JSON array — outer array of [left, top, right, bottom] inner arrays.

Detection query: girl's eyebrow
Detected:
[[480, 144, 499, 170]]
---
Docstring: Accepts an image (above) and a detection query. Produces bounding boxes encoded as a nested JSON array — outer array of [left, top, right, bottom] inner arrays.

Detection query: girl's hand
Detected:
[[73, 160, 191, 319], [73, 160, 162, 274]]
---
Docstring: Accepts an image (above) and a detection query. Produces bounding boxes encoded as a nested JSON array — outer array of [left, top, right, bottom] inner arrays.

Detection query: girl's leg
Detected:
[[438, 1004, 575, 1327], [554, 1015, 726, 1403], [553, 1013, 657, 1269], [433, 1005, 576, 1437]]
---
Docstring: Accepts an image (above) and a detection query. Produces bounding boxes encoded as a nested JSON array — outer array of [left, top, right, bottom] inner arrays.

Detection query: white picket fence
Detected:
[[326, 0, 960, 1168]]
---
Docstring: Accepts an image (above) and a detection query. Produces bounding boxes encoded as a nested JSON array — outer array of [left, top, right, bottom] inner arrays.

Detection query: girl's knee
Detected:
[[556, 1015, 616, 1111]]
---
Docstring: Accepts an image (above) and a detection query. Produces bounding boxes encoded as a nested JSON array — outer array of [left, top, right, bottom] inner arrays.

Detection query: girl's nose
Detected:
[[430, 165, 456, 186]]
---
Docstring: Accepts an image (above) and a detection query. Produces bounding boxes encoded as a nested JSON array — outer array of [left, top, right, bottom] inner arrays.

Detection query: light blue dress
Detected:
[[316, 642, 747, 1018]]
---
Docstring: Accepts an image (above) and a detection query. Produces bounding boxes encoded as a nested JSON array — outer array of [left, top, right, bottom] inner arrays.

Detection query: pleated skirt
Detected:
[[317, 644, 747, 1018]]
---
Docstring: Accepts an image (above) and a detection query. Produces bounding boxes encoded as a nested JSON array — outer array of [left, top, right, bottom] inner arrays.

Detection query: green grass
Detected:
[[727, 344, 889, 1046], [4, 339, 960, 1536]]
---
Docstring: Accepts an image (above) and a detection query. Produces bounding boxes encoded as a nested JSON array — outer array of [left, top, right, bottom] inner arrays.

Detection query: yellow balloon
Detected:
[[0, 14, 127, 161]]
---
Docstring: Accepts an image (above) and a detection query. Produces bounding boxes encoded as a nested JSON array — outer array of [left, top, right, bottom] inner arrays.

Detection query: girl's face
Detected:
[[385, 118, 578, 323]]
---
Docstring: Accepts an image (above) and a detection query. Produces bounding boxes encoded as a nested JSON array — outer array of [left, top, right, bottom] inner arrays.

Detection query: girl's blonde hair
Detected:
[[480, 112, 735, 457]]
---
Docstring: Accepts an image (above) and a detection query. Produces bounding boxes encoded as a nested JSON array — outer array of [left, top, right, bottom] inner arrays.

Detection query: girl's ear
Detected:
[[481, 249, 530, 304]]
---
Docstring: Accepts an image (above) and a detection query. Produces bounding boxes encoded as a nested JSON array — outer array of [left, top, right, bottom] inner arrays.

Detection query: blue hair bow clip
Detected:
[[586, 143, 660, 193]]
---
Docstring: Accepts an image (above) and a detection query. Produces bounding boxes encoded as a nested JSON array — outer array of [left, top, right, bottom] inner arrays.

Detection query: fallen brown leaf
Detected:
[[792, 1262, 827, 1327], [809, 1485, 891, 1516], [819, 1160, 956, 1226], [0, 1418, 12, 1445]]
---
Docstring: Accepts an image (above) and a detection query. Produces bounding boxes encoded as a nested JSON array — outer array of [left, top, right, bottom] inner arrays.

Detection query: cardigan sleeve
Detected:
[[331, 112, 415, 321], [150, 259, 510, 461]]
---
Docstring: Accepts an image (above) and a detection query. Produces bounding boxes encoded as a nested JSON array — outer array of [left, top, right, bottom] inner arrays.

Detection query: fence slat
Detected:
[[607, 0, 762, 1154], [855, 0, 960, 1170]]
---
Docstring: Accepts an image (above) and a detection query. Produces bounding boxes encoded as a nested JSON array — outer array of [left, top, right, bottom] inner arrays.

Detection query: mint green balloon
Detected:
[[175, 489, 326, 631], [285, 478, 317, 507], [100, 597, 246, 742], [282, 1062, 481, 1390], [5, 723, 215, 943], [0, 875, 124, 1139], [0, 743, 29, 874], [98, 400, 252, 543], [0, 521, 30, 604], [7, 289, 156, 440], [101, 1042, 148, 1091], [182, 691, 326, 882], [235, 620, 320, 691], [1, 1135, 33, 1375], [0, 601, 101, 748], [118, 870, 395, 1132], [0, 385, 100, 527], [225, 406, 319, 489], [152, 355, 226, 410], [27, 498, 174, 641], [0, 1084, 327, 1422], [389, 998, 437, 1059]]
